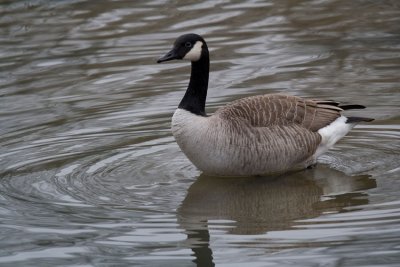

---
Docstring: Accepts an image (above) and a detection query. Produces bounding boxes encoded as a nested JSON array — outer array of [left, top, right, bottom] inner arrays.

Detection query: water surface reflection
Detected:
[[178, 167, 375, 265], [180, 167, 375, 234]]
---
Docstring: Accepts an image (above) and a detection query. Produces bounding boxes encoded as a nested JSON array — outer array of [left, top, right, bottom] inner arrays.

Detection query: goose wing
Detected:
[[215, 94, 344, 131]]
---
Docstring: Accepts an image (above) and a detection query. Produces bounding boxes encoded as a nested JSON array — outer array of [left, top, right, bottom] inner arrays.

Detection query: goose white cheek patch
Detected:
[[183, 41, 203, 61]]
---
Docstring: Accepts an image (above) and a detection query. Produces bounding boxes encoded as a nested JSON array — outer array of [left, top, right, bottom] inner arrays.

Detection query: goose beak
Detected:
[[157, 49, 180, 63]]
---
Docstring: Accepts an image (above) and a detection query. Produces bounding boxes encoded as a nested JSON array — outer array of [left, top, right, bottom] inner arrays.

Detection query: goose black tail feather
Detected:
[[346, 117, 374, 123], [339, 104, 366, 110]]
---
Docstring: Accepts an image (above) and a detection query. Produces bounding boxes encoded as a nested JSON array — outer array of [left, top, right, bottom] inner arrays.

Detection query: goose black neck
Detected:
[[178, 53, 209, 116]]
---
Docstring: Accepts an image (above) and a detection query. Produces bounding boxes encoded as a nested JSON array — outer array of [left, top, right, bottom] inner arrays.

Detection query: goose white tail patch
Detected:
[[183, 41, 203, 61], [315, 116, 355, 157]]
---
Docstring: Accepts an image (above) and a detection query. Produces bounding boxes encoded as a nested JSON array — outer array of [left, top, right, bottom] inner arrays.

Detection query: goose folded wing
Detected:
[[215, 94, 343, 132]]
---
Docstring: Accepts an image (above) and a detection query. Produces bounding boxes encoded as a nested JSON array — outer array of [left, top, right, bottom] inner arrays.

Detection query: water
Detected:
[[1, 0, 399, 266]]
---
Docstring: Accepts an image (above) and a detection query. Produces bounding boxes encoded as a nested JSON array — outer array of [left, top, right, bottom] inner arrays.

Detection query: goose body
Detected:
[[158, 34, 373, 176]]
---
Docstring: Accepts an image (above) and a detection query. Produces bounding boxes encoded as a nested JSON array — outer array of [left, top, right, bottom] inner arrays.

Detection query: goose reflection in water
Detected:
[[177, 166, 376, 266]]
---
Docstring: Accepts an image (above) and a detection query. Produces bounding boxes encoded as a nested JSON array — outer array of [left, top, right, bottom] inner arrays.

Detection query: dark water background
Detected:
[[1, 0, 400, 266]]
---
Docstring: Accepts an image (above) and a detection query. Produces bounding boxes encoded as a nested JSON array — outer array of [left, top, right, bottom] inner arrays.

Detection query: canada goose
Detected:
[[157, 33, 373, 176]]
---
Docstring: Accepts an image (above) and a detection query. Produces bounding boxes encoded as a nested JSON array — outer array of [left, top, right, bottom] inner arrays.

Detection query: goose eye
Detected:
[[185, 42, 192, 48]]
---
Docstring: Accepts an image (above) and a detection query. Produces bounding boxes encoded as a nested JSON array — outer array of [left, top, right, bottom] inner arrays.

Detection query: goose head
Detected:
[[157, 33, 208, 63]]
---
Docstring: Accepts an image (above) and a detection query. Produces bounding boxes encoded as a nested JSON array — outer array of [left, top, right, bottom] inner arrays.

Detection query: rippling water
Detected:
[[1, 0, 400, 266]]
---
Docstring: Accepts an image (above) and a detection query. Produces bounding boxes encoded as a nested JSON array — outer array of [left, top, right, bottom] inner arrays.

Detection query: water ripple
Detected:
[[1, 0, 400, 266]]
